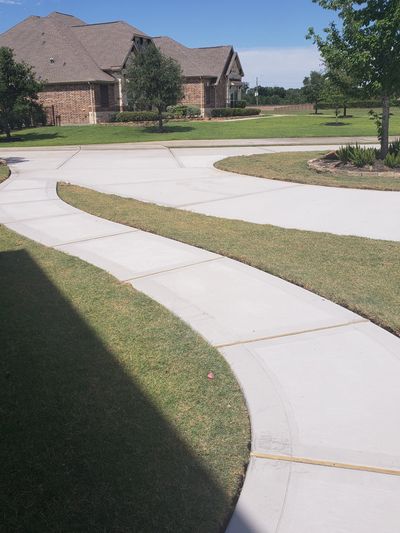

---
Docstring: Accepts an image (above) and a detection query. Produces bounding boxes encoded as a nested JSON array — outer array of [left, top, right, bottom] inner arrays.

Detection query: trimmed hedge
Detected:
[[112, 111, 161, 122], [211, 107, 261, 118], [167, 104, 201, 118]]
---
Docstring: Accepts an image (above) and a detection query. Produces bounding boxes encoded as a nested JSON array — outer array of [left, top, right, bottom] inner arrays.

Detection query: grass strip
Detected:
[[215, 152, 400, 191], [0, 225, 249, 532], [1, 108, 400, 146], [59, 183, 400, 337], [0, 162, 10, 183]]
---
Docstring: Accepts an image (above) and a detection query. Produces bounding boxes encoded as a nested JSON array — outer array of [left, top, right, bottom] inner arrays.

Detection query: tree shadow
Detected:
[[142, 125, 195, 134], [321, 121, 351, 126], [3, 156, 28, 165], [0, 131, 61, 143], [0, 249, 251, 532]]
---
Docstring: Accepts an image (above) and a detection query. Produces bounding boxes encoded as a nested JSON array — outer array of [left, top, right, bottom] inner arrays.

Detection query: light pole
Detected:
[[255, 77, 259, 106]]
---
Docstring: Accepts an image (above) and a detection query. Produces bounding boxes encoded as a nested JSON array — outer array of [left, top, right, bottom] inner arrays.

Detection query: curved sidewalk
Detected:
[[43, 143, 400, 241], [1, 149, 400, 532]]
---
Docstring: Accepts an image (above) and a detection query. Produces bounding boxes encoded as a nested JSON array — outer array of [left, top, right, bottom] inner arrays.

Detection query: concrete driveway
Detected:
[[32, 143, 400, 241], [1, 146, 400, 533]]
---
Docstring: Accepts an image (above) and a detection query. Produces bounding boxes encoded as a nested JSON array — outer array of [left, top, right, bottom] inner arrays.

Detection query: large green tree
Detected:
[[302, 71, 326, 114], [308, 0, 400, 158], [0, 47, 42, 139], [125, 44, 184, 131]]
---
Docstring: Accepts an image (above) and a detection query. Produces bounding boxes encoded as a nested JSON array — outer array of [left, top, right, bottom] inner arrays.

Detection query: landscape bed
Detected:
[[215, 151, 400, 191], [0, 161, 10, 183]]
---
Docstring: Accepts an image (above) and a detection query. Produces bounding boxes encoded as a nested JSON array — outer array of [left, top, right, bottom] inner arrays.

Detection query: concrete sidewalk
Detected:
[[1, 150, 400, 532], [22, 143, 399, 241]]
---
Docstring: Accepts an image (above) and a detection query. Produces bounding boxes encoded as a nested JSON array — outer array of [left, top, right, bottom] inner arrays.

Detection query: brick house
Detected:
[[153, 37, 244, 113], [0, 12, 244, 124]]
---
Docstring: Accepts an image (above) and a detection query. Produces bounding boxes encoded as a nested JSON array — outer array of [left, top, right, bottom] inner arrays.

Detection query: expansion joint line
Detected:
[[167, 147, 185, 168], [56, 146, 82, 169], [250, 452, 400, 478], [214, 319, 369, 349], [122, 256, 223, 282]]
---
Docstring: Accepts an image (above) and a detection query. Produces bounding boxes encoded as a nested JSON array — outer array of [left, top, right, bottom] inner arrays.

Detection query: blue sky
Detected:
[[0, 0, 338, 87]]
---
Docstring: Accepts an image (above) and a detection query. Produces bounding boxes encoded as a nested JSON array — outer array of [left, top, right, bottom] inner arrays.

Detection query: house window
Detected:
[[100, 85, 109, 108]]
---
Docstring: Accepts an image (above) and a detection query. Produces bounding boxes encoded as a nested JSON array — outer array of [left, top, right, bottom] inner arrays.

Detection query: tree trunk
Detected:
[[381, 95, 390, 159], [343, 104, 347, 117], [314, 101, 318, 114], [157, 110, 163, 132], [5, 123, 11, 140]]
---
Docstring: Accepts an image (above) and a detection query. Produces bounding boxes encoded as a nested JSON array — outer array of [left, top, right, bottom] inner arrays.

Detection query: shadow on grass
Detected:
[[321, 121, 351, 127], [142, 125, 195, 134], [0, 131, 61, 143], [0, 249, 248, 532]]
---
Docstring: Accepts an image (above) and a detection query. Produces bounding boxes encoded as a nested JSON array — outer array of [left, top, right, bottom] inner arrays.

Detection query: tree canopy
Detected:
[[302, 71, 326, 113], [125, 44, 184, 131], [308, 0, 400, 156], [0, 47, 42, 139]]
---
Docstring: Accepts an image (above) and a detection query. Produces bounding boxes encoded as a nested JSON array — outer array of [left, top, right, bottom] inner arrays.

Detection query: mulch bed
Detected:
[[308, 151, 400, 178]]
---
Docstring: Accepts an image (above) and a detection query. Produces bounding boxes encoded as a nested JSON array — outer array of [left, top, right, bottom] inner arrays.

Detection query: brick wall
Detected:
[[38, 84, 93, 125], [38, 82, 118, 125], [181, 78, 228, 114], [181, 78, 205, 110]]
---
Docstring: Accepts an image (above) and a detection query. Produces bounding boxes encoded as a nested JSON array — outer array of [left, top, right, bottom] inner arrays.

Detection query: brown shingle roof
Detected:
[[72, 21, 148, 70], [0, 12, 242, 85], [0, 13, 114, 83], [47, 12, 86, 27], [153, 36, 233, 81]]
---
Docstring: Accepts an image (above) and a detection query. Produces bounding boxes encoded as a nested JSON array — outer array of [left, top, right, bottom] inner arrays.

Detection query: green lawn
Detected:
[[1, 108, 400, 146], [59, 183, 400, 337], [215, 151, 400, 191], [0, 225, 249, 532]]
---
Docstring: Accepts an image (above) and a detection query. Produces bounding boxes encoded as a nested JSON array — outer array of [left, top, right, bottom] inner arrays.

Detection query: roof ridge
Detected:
[[73, 20, 125, 27], [49, 11, 77, 17], [196, 45, 232, 50], [153, 35, 189, 46]]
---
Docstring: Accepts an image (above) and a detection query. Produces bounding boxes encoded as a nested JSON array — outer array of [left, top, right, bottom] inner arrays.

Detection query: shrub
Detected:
[[0, 100, 47, 131], [351, 146, 376, 167], [337, 144, 377, 167], [388, 138, 400, 156], [167, 104, 201, 118], [211, 107, 260, 118], [112, 111, 161, 122], [337, 145, 354, 164], [233, 100, 247, 108], [384, 152, 400, 168]]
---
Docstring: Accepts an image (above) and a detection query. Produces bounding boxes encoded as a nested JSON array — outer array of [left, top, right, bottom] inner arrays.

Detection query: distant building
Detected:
[[0, 12, 244, 124]]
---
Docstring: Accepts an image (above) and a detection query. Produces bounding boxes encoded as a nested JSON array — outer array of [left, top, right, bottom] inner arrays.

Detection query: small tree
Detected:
[[308, 0, 400, 158], [125, 44, 184, 132], [0, 47, 42, 139], [323, 69, 361, 119], [322, 78, 346, 123], [302, 71, 326, 114]]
